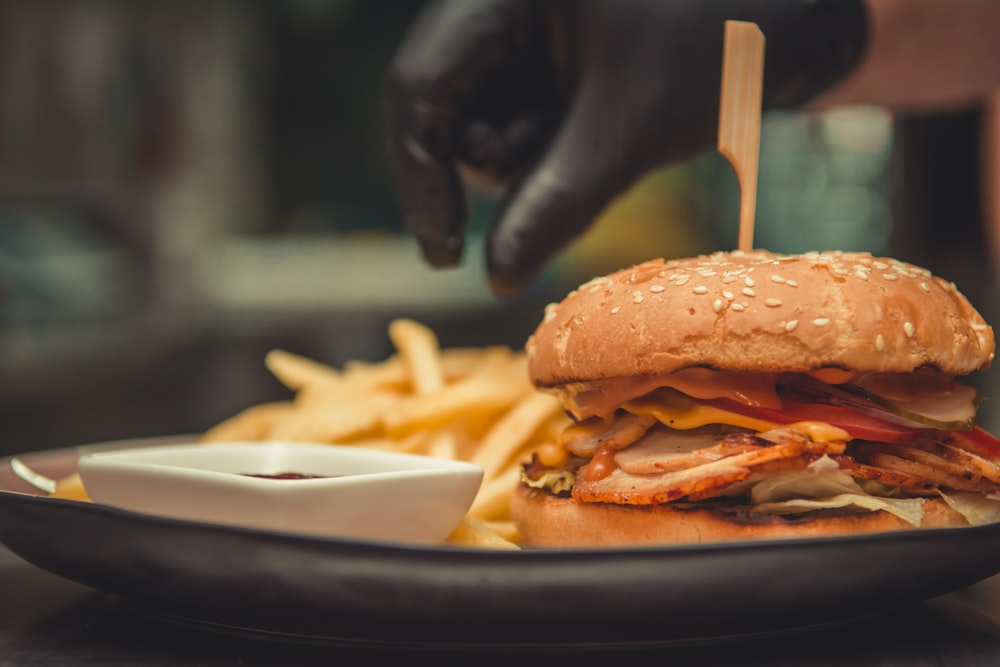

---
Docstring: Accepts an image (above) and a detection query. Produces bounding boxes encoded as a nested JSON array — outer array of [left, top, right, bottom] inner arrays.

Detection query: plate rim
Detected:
[[5, 438, 1000, 648]]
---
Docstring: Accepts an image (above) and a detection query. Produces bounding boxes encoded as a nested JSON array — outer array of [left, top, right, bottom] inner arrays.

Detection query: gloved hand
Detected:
[[385, 0, 867, 298]]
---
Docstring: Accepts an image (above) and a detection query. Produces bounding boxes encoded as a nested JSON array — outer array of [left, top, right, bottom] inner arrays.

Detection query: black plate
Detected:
[[2, 439, 1000, 649]]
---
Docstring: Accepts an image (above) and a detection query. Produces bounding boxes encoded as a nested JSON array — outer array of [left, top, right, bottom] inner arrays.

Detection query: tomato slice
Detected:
[[950, 426, 1000, 461], [707, 398, 927, 443]]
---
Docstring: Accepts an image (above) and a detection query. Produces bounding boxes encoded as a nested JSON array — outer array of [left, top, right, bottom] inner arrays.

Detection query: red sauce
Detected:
[[583, 447, 617, 482], [241, 472, 330, 480]]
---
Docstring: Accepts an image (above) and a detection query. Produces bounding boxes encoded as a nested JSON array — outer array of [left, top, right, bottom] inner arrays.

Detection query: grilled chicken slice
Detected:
[[574, 438, 846, 505], [614, 426, 762, 474]]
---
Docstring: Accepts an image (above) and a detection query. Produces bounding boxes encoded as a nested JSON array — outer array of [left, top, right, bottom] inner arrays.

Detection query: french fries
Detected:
[[201, 319, 570, 549]]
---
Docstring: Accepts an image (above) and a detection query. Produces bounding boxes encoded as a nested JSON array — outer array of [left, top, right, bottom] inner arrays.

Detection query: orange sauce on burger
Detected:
[[583, 446, 617, 481]]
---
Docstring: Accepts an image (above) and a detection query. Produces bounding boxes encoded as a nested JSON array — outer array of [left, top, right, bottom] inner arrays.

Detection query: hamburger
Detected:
[[513, 250, 1000, 547]]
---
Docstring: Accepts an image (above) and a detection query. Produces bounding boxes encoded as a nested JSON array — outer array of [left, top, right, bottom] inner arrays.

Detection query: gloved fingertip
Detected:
[[417, 232, 464, 269], [486, 237, 537, 299], [487, 271, 530, 300]]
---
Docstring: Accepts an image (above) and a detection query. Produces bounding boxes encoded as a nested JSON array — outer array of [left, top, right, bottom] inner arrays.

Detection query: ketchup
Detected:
[[241, 472, 330, 480]]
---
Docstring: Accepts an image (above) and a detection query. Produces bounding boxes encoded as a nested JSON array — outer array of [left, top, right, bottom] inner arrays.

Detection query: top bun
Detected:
[[527, 250, 995, 386]]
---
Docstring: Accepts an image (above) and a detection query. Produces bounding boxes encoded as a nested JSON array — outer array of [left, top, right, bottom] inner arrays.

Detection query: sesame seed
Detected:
[[692, 285, 708, 294], [632, 292, 644, 304], [765, 298, 782, 307], [649, 285, 665, 293], [742, 287, 756, 297], [744, 277, 756, 287], [770, 275, 785, 284], [722, 275, 737, 283], [676, 275, 690, 286], [854, 270, 868, 280], [920, 282, 931, 292], [786, 279, 799, 288], [833, 267, 850, 276], [731, 303, 746, 312], [882, 273, 898, 281], [904, 322, 915, 338], [813, 318, 831, 327], [875, 335, 886, 352], [785, 320, 799, 332], [713, 299, 724, 312], [722, 290, 735, 300], [874, 261, 889, 270]]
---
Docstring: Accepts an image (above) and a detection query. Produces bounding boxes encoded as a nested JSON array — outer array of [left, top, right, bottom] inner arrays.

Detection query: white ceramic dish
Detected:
[[77, 442, 483, 545]]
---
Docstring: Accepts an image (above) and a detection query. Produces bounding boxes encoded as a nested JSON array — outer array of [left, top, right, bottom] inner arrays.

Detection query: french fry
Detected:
[[382, 378, 524, 437], [265, 349, 341, 391], [360, 432, 430, 455], [483, 519, 521, 543], [51, 472, 90, 501], [446, 515, 520, 550], [341, 356, 410, 392], [266, 391, 399, 443], [439, 346, 514, 380], [469, 464, 523, 522], [428, 428, 459, 460], [389, 319, 445, 395], [473, 392, 565, 480], [200, 401, 296, 443], [382, 352, 532, 437]]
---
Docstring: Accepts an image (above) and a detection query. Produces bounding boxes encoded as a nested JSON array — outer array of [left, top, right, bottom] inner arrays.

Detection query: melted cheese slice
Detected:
[[621, 388, 849, 442], [622, 387, 781, 432]]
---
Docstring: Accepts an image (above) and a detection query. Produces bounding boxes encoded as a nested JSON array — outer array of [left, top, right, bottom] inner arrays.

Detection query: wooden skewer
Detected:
[[717, 20, 766, 252]]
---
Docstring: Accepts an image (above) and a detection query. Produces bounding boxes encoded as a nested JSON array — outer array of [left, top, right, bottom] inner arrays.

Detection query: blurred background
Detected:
[[0, 1, 995, 453]]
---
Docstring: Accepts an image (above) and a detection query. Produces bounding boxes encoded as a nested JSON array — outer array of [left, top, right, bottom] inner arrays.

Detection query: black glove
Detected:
[[385, 0, 867, 298]]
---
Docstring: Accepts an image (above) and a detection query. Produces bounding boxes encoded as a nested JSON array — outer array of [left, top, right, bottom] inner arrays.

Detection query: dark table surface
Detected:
[[3, 542, 1000, 667]]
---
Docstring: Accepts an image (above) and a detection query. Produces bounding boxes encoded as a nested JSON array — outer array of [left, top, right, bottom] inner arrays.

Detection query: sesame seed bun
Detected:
[[511, 485, 970, 548], [527, 250, 994, 387]]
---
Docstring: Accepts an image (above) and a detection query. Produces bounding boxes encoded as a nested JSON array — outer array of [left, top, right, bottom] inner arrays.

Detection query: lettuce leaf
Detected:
[[753, 493, 926, 527], [750, 455, 863, 504], [749, 455, 925, 526], [938, 491, 1000, 526]]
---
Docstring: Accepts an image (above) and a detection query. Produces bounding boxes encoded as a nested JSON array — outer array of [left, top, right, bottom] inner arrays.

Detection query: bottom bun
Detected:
[[511, 486, 969, 548]]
